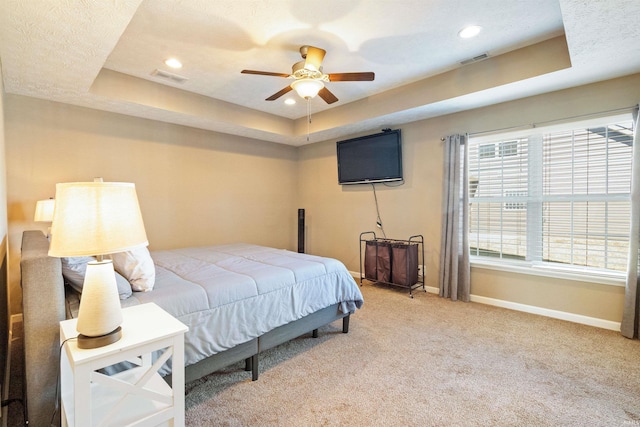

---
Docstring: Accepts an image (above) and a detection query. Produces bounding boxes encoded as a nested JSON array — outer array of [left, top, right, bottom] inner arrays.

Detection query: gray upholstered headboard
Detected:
[[20, 230, 65, 427]]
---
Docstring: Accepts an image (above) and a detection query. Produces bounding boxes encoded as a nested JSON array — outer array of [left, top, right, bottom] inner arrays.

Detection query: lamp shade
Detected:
[[291, 78, 324, 99], [48, 182, 148, 257], [34, 199, 55, 222]]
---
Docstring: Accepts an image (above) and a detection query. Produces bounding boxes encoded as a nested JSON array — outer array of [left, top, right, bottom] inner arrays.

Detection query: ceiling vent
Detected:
[[460, 53, 489, 65], [151, 69, 188, 83]]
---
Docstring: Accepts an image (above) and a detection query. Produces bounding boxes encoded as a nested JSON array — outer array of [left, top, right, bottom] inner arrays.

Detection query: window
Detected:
[[499, 141, 518, 157], [504, 191, 527, 211], [468, 115, 634, 275], [479, 144, 495, 159]]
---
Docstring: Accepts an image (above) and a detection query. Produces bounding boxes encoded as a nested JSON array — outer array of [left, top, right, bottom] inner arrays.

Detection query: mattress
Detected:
[[112, 243, 364, 374]]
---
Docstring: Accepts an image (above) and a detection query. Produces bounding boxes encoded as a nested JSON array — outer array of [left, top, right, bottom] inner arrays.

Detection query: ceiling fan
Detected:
[[241, 45, 375, 104]]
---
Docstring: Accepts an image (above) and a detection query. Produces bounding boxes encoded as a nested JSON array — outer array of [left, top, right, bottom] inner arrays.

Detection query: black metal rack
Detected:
[[359, 231, 426, 298]]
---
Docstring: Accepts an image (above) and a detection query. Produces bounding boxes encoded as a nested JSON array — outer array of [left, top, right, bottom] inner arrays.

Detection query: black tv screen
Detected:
[[336, 129, 403, 185]]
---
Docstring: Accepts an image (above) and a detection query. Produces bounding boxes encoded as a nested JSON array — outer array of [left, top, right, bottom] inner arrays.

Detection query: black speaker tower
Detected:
[[298, 209, 305, 253]]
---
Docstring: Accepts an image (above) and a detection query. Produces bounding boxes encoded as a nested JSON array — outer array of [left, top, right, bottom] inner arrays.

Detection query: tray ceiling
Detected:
[[1, 0, 639, 146]]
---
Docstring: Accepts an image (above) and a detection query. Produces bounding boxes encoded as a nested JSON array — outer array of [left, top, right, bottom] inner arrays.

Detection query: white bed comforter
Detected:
[[121, 243, 364, 373]]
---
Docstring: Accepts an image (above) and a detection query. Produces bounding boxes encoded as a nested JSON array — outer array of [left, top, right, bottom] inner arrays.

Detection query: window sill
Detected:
[[470, 258, 626, 287]]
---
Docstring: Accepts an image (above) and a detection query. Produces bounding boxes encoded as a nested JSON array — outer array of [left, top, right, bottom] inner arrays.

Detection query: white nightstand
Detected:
[[59, 303, 189, 427]]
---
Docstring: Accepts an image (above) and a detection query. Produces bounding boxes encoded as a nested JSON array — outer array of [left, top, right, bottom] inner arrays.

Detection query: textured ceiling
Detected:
[[1, 0, 640, 146]]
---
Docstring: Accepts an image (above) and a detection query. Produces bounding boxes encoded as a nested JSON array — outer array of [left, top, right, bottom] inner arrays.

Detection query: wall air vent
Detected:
[[460, 53, 489, 65], [151, 69, 189, 83]]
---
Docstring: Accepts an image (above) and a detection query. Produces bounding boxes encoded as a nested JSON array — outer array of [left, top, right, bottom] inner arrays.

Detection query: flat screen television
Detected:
[[336, 129, 403, 185]]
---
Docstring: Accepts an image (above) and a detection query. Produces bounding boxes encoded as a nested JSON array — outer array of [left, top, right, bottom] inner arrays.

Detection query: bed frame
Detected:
[[20, 230, 350, 426]]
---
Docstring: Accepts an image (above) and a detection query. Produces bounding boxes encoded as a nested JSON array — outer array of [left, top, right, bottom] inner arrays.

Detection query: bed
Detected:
[[19, 230, 364, 426]]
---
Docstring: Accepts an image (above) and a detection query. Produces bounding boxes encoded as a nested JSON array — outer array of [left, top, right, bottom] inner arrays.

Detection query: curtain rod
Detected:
[[440, 105, 637, 141]]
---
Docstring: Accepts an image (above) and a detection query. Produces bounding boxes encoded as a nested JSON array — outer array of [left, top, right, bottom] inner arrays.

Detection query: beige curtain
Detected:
[[439, 134, 470, 301], [622, 105, 640, 339]]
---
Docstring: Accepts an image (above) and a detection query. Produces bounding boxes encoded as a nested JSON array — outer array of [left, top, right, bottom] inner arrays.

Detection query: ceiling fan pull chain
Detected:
[[307, 99, 311, 141]]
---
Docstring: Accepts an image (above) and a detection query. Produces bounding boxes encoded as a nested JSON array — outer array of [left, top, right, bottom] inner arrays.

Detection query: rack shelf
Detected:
[[359, 231, 426, 298]]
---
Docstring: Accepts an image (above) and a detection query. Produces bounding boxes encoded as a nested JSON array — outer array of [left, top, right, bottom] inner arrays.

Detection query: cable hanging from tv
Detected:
[[372, 183, 387, 238]]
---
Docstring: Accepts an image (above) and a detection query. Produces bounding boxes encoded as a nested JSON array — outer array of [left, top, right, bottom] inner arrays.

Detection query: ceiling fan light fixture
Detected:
[[291, 78, 324, 99]]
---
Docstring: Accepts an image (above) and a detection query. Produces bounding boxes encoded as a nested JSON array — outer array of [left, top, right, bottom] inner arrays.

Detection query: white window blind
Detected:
[[468, 115, 634, 274]]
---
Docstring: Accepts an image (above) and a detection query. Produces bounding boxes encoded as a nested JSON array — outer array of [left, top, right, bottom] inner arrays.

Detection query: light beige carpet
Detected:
[[184, 282, 640, 426]]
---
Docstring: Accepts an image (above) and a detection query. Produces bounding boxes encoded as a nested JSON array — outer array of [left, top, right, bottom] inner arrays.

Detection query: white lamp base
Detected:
[[76, 260, 124, 349], [77, 326, 122, 349]]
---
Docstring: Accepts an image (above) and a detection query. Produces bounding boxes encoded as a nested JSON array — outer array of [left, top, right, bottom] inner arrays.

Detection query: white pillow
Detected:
[[61, 256, 133, 300], [110, 247, 156, 292]]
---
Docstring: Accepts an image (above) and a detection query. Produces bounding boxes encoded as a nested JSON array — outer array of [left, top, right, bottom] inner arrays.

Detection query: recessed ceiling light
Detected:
[[164, 58, 183, 69], [458, 25, 482, 39], [284, 98, 296, 105]]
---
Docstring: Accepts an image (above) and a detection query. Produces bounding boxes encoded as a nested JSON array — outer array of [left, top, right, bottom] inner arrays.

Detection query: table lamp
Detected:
[[34, 198, 56, 238], [34, 198, 55, 222], [48, 182, 148, 349]]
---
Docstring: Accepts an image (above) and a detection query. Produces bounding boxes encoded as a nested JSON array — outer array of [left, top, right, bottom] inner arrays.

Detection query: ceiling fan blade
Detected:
[[304, 46, 326, 71], [318, 87, 339, 104], [266, 85, 293, 101], [328, 72, 375, 82], [241, 69, 291, 78]]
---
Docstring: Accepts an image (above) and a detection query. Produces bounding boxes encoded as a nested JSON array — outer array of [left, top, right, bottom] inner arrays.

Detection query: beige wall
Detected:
[[0, 63, 8, 317], [298, 73, 640, 323], [0, 63, 7, 245], [0, 61, 7, 400], [4, 73, 640, 323], [5, 95, 298, 314]]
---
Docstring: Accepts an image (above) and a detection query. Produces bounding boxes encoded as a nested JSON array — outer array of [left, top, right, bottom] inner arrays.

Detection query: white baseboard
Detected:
[[470, 294, 621, 331], [425, 285, 439, 294], [351, 271, 621, 331]]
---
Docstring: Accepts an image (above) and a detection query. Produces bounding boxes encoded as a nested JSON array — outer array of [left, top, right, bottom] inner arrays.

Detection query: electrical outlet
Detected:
[[418, 265, 424, 278]]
